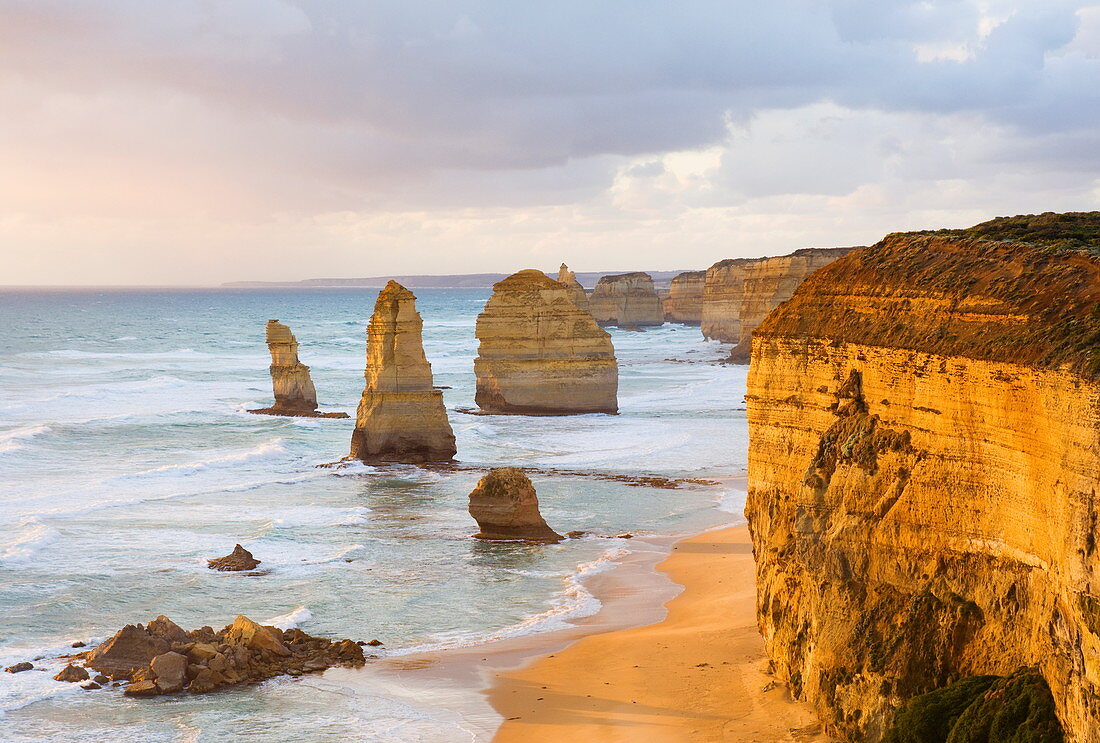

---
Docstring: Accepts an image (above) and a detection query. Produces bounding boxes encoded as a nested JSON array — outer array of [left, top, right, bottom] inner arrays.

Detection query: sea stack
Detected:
[[468, 467, 562, 542], [588, 272, 664, 328], [699, 259, 755, 342], [556, 263, 589, 311], [474, 269, 617, 415], [349, 281, 456, 463], [249, 321, 347, 418], [745, 212, 1100, 741], [662, 270, 705, 325]]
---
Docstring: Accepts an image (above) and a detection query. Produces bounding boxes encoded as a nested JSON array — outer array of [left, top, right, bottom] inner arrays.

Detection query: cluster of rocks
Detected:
[[44, 615, 366, 697]]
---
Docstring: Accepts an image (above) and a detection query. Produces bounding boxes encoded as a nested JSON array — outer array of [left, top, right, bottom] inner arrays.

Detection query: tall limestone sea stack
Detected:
[[249, 320, 347, 418], [745, 213, 1100, 742], [556, 263, 589, 311], [663, 270, 706, 325], [474, 269, 617, 415], [588, 272, 664, 328], [349, 281, 456, 463]]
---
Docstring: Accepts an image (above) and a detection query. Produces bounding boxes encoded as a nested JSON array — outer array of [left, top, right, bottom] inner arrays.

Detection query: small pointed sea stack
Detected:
[[207, 544, 261, 572], [468, 468, 561, 542], [474, 269, 617, 415], [588, 272, 664, 328], [349, 281, 456, 463], [249, 321, 347, 418], [556, 263, 589, 311]]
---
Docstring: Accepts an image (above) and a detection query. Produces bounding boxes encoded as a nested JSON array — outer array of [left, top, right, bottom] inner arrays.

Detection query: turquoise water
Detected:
[[0, 288, 747, 741]]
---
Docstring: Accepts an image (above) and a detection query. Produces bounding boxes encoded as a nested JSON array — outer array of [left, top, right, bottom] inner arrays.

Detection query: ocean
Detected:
[[0, 288, 747, 741]]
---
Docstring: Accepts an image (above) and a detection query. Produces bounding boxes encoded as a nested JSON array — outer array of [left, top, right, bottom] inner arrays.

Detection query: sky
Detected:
[[2, 0, 1099, 286]]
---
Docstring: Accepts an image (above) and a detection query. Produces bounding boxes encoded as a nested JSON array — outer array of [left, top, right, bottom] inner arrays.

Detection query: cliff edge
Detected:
[[746, 212, 1100, 742]]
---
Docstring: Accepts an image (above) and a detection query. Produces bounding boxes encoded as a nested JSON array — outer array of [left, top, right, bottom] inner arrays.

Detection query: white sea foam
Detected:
[[0, 519, 59, 564], [0, 424, 50, 453], [111, 439, 287, 481], [264, 606, 314, 630]]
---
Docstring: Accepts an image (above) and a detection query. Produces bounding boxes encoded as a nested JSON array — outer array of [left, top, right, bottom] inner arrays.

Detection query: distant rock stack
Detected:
[[556, 263, 589, 311], [474, 269, 617, 415], [249, 321, 347, 418], [349, 281, 456, 463], [662, 270, 706, 325], [700, 259, 755, 342], [588, 272, 664, 328], [468, 467, 562, 542]]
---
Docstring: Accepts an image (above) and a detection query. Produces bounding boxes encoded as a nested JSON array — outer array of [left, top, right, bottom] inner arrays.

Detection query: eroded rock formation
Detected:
[[746, 214, 1100, 742], [349, 281, 456, 463], [588, 272, 664, 328], [80, 614, 364, 696], [700, 248, 851, 349], [663, 270, 705, 325], [474, 270, 617, 415], [556, 263, 589, 311], [468, 467, 562, 542], [249, 320, 348, 418], [207, 544, 261, 572]]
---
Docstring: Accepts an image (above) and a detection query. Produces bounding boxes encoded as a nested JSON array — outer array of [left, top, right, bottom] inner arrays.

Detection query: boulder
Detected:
[[468, 468, 562, 543], [474, 270, 618, 415], [5, 662, 33, 673], [54, 664, 89, 682], [150, 652, 188, 693], [248, 320, 348, 418], [349, 281, 457, 463], [225, 616, 290, 657], [86, 624, 171, 680], [147, 615, 189, 644], [206, 544, 261, 572], [588, 272, 664, 328], [123, 680, 160, 698]]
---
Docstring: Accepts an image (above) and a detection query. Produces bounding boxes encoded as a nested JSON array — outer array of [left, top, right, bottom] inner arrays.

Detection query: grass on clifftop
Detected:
[[883, 669, 1064, 743], [896, 211, 1100, 256]]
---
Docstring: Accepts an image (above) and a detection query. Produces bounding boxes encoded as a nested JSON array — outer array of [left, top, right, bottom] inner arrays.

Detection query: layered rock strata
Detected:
[[745, 222, 1100, 742], [556, 263, 589, 311], [80, 615, 364, 696], [349, 281, 456, 463], [468, 467, 562, 542], [588, 272, 664, 328], [249, 320, 347, 418], [474, 270, 618, 415], [700, 248, 851, 347], [662, 270, 706, 325]]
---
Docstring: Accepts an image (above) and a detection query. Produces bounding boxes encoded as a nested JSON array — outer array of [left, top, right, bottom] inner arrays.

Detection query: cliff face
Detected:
[[588, 272, 664, 328], [349, 281, 456, 462], [700, 248, 851, 348], [663, 270, 706, 325], [249, 321, 347, 418], [474, 269, 617, 414], [556, 263, 589, 311], [746, 229, 1100, 742], [726, 247, 852, 361]]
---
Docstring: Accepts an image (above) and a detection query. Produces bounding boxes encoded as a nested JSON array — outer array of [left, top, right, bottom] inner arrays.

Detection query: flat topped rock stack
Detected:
[[556, 263, 589, 311], [349, 281, 456, 463], [249, 320, 347, 418], [588, 272, 664, 328], [663, 270, 706, 325], [468, 467, 562, 542], [474, 269, 618, 415]]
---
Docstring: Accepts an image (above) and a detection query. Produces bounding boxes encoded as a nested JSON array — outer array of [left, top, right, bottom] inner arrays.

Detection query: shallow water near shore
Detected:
[[0, 288, 747, 742]]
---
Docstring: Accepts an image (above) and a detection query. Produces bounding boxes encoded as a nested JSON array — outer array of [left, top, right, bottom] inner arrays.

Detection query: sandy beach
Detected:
[[490, 524, 827, 742]]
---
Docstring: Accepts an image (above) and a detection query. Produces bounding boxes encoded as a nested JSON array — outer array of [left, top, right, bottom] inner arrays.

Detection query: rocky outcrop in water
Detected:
[[80, 614, 364, 696], [700, 248, 850, 349], [468, 467, 562, 542], [662, 270, 706, 325], [474, 270, 617, 415], [349, 281, 456, 463], [745, 213, 1100, 742], [588, 272, 664, 328], [556, 263, 589, 311], [248, 320, 348, 418], [207, 544, 261, 572]]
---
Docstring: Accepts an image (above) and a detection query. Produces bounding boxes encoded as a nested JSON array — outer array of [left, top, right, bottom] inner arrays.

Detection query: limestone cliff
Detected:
[[745, 215, 1100, 742], [726, 247, 852, 361], [700, 248, 850, 347], [349, 281, 456, 463], [474, 269, 617, 415], [249, 321, 347, 418], [588, 272, 664, 328], [556, 263, 589, 311], [663, 270, 706, 325]]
